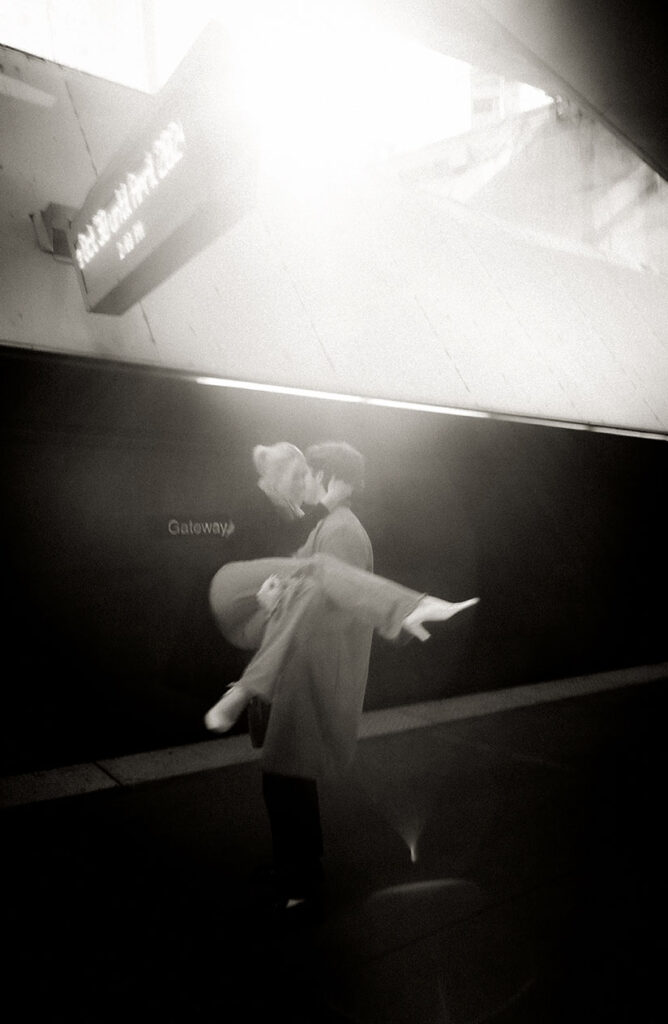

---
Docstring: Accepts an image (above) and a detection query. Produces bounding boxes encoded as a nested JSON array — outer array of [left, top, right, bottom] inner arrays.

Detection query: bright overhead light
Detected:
[[230, 9, 469, 186], [177, 2, 473, 194]]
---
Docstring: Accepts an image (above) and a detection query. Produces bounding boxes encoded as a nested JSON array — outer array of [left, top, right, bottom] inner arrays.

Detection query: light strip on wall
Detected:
[[193, 375, 667, 441]]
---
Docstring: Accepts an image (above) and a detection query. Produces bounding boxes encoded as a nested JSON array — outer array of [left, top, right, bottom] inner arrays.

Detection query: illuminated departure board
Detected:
[[68, 22, 256, 314]]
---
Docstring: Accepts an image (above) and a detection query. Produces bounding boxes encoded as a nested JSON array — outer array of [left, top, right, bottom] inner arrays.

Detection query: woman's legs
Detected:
[[207, 554, 423, 733], [210, 552, 425, 648], [205, 554, 479, 732], [205, 571, 329, 731]]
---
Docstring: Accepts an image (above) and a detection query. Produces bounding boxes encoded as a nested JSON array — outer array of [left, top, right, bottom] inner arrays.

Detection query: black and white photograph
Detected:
[[1, 3, 666, 1022]]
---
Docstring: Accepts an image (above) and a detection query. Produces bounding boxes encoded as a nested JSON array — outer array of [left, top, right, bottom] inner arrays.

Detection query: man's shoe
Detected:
[[276, 894, 324, 927]]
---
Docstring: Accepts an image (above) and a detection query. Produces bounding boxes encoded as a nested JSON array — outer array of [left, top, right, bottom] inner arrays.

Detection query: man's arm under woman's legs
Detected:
[[205, 554, 478, 733]]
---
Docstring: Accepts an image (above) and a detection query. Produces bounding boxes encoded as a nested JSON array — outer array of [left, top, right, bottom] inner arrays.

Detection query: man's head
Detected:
[[303, 442, 365, 505]]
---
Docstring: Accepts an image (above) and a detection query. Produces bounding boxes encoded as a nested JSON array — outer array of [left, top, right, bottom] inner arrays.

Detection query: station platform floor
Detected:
[[3, 663, 665, 1024]]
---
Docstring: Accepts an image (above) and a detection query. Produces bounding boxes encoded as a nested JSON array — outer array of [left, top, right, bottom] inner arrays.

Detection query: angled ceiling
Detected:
[[0, 6, 666, 436], [362, 0, 667, 180], [0, 2, 664, 178]]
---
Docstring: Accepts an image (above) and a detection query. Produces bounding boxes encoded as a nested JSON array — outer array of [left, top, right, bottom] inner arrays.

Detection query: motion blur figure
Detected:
[[206, 442, 479, 917]]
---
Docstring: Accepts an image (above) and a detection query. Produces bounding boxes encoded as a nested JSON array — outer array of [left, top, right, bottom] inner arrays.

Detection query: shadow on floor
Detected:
[[4, 681, 664, 1022]]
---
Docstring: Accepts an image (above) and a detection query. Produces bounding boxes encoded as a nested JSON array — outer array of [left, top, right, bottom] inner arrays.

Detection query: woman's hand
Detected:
[[256, 574, 283, 614]]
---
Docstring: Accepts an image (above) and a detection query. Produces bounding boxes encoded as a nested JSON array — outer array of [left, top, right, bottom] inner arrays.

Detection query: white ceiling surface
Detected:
[[0, 46, 154, 361], [0, 0, 152, 90], [0, 13, 667, 435], [143, 182, 668, 431], [354, 0, 668, 182]]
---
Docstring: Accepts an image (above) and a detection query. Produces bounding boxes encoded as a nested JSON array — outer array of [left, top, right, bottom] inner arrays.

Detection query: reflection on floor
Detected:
[[4, 664, 665, 1023]]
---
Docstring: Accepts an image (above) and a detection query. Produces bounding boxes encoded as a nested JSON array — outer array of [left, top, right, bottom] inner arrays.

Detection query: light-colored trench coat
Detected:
[[260, 505, 375, 778]]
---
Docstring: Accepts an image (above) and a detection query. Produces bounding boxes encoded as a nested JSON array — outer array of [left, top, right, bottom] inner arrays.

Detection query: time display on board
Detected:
[[73, 121, 185, 271], [68, 22, 256, 315]]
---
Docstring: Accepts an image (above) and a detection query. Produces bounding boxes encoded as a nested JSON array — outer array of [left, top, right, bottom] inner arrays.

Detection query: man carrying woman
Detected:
[[205, 440, 478, 916]]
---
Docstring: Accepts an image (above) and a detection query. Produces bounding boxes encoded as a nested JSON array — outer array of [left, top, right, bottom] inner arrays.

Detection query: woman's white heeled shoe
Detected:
[[204, 684, 250, 732], [401, 596, 479, 641]]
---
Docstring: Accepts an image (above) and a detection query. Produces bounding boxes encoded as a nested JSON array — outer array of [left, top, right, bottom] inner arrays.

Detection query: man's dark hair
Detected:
[[305, 441, 365, 494]]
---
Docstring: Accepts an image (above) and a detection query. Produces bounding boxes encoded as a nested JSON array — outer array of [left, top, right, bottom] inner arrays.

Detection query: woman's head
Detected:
[[253, 442, 308, 516]]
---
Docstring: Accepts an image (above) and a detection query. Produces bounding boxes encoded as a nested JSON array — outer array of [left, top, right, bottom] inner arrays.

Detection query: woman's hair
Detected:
[[253, 442, 307, 518], [305, 442, 365, 494], [252, 442, 304, 478]]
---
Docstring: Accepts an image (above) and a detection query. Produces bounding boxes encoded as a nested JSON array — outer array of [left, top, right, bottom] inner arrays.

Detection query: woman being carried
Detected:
[[205, 549, 479, 733]]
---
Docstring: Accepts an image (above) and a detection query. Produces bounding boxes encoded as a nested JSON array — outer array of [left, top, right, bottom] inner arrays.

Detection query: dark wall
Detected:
[[1, 346, 666, 773]]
